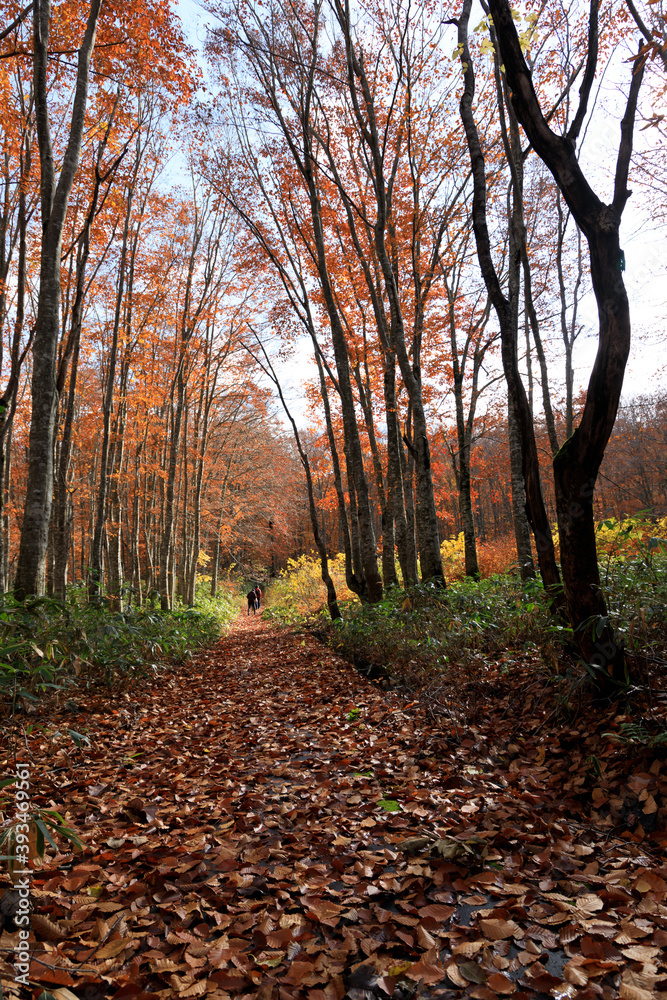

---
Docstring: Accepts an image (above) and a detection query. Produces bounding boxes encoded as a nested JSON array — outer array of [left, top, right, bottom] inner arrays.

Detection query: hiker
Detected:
[[254, 585, 261, 609], [247, 589, 257, 615]]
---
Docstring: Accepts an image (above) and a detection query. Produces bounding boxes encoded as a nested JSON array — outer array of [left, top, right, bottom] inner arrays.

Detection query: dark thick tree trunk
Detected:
[[458, 456, 479, 579], [507, 400, 535, 579], [401, 410, 418, 582], [488, 0, 645, 684]]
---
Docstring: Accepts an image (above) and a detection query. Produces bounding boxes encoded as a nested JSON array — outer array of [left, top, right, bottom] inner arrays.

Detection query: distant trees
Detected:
[[206, 0, 480, 601]]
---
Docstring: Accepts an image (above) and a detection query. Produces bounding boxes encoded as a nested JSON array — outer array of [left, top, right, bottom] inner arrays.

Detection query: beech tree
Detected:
[[0, 0, 660, 622], [457, 0, 563, 599], [13, 0, 102, 600], [0, 53, 35, 592], [487, 0, 645, 683]]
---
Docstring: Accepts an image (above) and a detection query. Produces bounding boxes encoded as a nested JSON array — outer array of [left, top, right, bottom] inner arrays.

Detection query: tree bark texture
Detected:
[[488, 0, 645, 683], [458, 0, 562, 604], [14, 0, 102, 601]]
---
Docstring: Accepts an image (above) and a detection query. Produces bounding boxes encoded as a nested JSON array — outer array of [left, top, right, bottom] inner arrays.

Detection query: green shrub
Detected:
[[323, 575, 566, 687], [322, 544, 667, 689], [0, 586, 236, 706]]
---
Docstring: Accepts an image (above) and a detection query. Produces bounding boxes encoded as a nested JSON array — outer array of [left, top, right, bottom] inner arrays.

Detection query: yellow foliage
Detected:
[[595, 515, 667, 557], [268, 553, 356, 613], [440, 532, 466, 580]]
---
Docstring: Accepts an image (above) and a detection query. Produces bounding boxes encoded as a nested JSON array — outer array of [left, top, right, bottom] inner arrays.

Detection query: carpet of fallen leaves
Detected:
[[1, 612, 666, 1000]]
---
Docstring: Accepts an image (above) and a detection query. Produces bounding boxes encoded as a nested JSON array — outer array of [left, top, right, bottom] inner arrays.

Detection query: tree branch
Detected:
[[0, 2, 33, 43], [566, 0, 599, 143]]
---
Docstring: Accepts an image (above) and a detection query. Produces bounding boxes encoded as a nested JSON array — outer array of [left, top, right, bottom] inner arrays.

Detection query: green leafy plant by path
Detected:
[[0, 586, 237, 706], [0, 776, 82, 877], [604, 721, 667, 749]]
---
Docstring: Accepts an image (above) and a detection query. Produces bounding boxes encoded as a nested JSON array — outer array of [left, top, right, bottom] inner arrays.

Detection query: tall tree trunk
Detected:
[[250, 335, 341, 620], [52, 144, 114, 599], [313, 351, 361, 598], [160, 367, 185, 610], [14, 0, 102, 601], [52, 331, 80, 599], [488, 0, 645, 684], [158, 191, 225, 610], [458, 0, 562, 605], [507, 399, 535, 578], [353, 362, 397, 588], [130, 470, 143, 607], [309, 235, 381, 602], [556, 195, 585, 441], [446, 282, 487, 580], [0, 132, 33, 593], [89, 190, 132, 601], [210, 508, 223, 598], [331, 0, 444, 586], [2, 423, 13, 590], [384, 355, 414, 586], [401, 408, 418, 581]]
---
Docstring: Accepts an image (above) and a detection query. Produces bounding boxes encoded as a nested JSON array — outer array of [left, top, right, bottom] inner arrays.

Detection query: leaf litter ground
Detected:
[[1, 613, 666, 1000]]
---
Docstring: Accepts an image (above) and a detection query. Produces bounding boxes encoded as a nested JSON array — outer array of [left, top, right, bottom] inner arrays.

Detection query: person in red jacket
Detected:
[[254, 585, 261, 609]]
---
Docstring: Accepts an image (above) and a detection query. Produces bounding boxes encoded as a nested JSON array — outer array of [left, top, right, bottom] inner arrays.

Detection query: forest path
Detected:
[[3, 613, 666, 1000]]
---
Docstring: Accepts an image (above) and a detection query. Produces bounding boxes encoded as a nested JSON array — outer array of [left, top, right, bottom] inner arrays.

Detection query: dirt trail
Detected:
[[1, 613, 665, 1000]]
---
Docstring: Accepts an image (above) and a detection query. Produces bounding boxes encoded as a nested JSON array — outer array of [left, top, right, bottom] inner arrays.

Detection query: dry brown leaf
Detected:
[[418, 903, 455, 920], [452, 940, 486, 957], [445, 962, 469, 988], [405, 957, 448, 985], [620, 945, 661, 961], [31, 913, 69, 942], [563, 959, 589, 986], [179, 981, 208, 997], [619, 985, 654, 1000], [96, 937, 133, 959], [479, 918, 523, 940], [152, 959, 181, 973], [486, 972, 516, 994]]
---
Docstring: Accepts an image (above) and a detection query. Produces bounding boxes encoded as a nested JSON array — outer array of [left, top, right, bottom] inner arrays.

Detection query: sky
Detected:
[[175, 0, 211, 56]]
